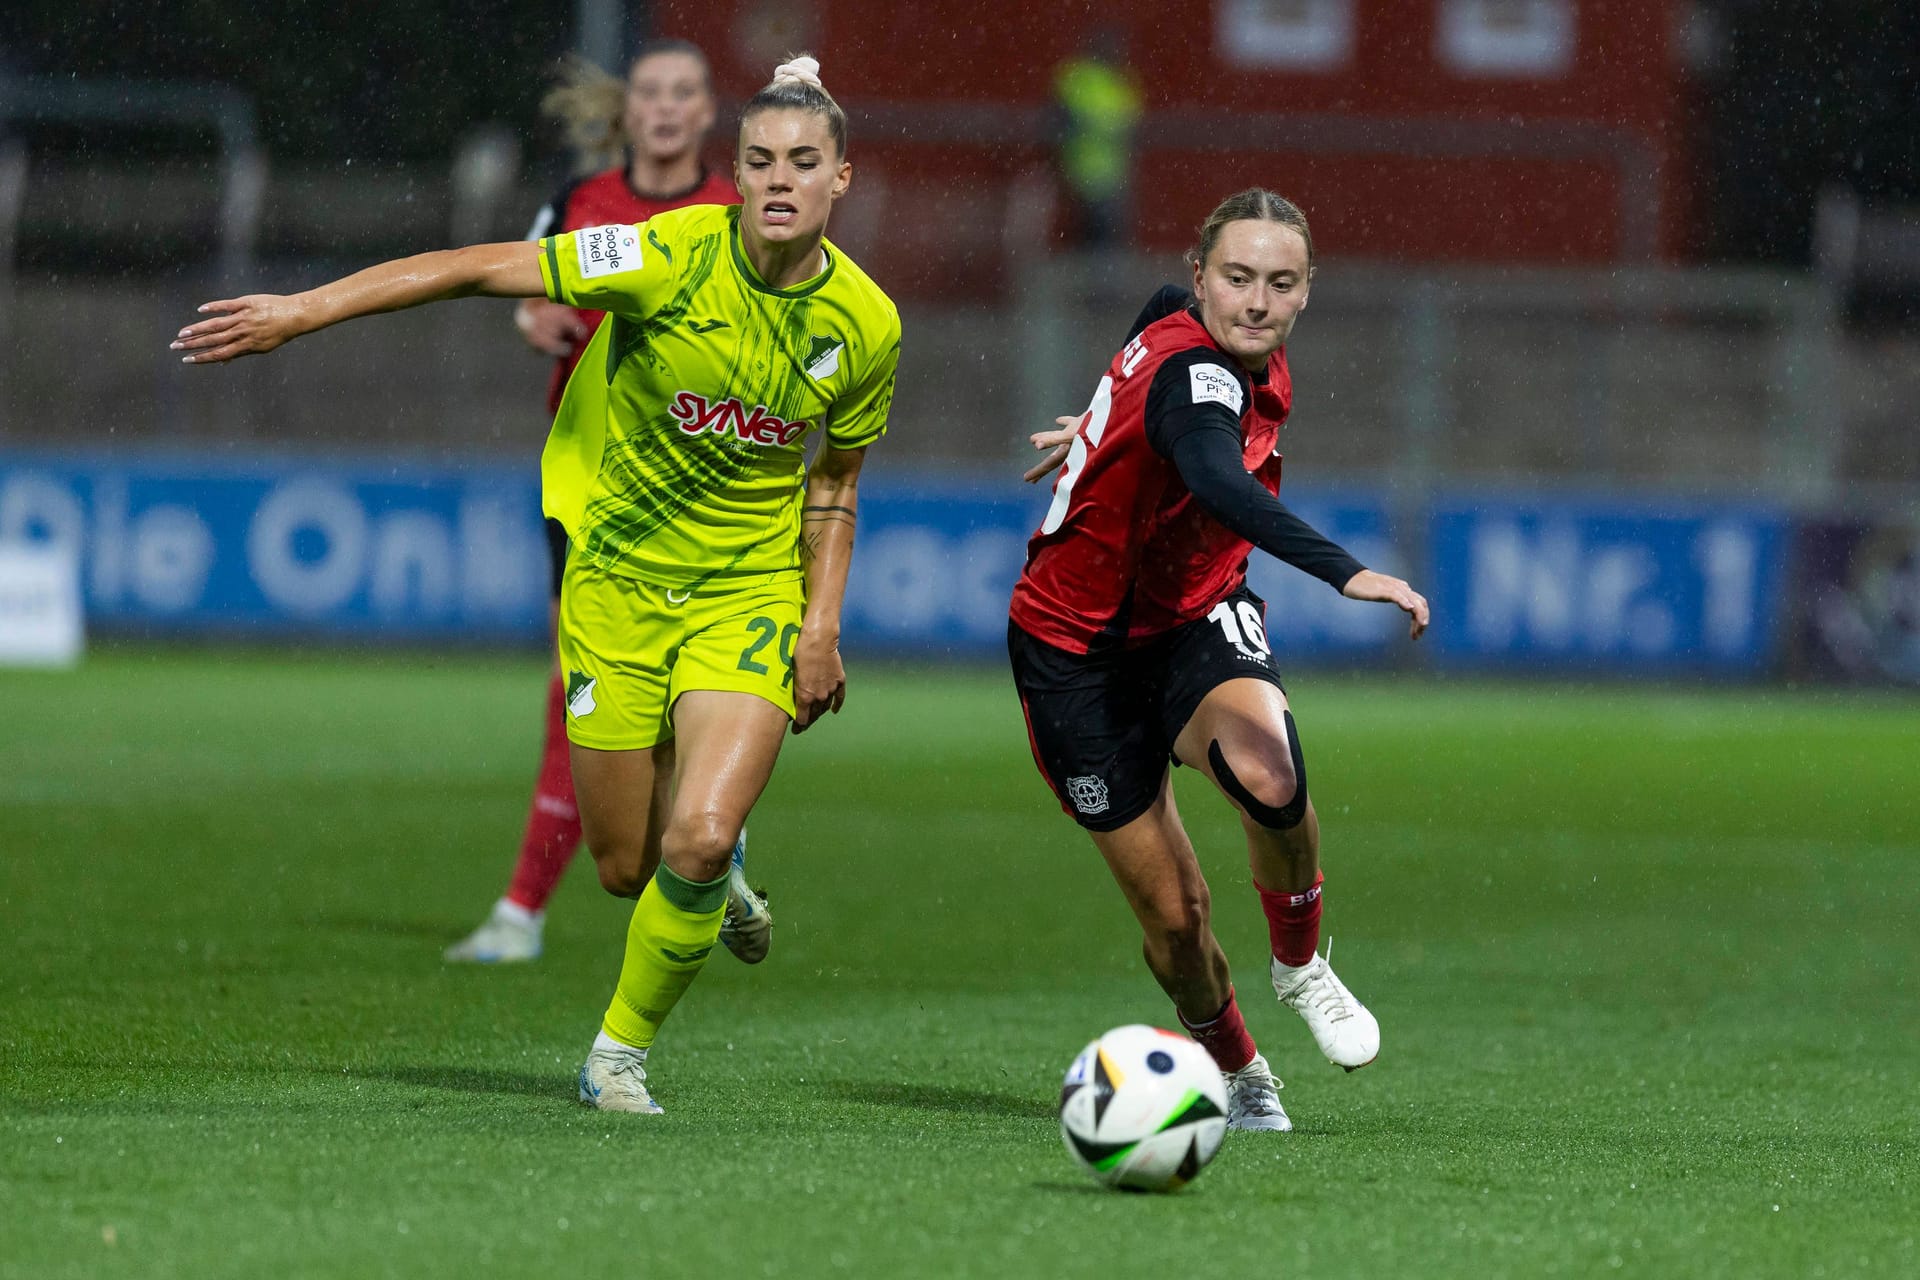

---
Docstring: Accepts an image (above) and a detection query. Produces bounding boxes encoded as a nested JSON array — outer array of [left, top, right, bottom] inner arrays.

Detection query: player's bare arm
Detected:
[[172, 241, 548, 364], [1340, 568, 1430, 639], [793, 441, 866, 732]]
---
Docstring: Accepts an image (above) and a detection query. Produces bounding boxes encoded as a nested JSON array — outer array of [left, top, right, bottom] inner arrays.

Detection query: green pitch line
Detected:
[[2, 654, 1915, 1279]]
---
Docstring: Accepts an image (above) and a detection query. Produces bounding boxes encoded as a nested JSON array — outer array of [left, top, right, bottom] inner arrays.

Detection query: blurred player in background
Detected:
[[1011, 189, 1428, 1132], [1049, 25, 1141, 249], [173, 57, 901, 1116], [442, 39, 762, 967]]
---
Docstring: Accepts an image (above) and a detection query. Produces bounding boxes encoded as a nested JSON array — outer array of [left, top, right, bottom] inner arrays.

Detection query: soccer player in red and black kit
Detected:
[[445, 40, 760, 965], [1010, 188, 1429, 1131]]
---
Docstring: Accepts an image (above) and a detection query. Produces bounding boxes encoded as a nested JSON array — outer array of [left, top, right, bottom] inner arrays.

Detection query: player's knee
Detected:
[[1208, 711, 1309, 831], [659, 812, 736, 883], [592, 851, 649, 899], [1218, 749, 1301, 816]]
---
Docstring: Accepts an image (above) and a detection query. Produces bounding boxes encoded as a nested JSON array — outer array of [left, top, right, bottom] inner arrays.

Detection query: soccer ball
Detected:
[[1059, 1024, 1229, 1192]]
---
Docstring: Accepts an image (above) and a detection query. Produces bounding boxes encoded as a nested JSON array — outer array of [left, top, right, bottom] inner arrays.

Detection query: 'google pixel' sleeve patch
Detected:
[[1188, 362, 1246, 414], [575, 225, 642, 279]]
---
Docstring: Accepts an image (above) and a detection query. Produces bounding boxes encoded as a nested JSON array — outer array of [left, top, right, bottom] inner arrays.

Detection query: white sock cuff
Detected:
[[593, 1029, 645, 1056]]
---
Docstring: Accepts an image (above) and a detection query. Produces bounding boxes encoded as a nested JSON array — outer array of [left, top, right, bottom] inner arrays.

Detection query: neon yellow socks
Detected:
[[601, 862, 728, 1049]]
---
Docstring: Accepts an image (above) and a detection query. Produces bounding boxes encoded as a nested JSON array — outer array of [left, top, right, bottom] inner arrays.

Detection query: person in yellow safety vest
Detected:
[[1052, 28, 1143, 248]]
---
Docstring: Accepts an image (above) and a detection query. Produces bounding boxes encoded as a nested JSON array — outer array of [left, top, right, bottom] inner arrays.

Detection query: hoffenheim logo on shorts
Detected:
[[566, 671, 598, 718], [1066, 775, 1110, 815]]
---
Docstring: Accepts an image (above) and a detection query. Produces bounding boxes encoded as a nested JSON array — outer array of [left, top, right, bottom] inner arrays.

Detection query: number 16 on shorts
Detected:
[[1208, 598, 1270, 659]]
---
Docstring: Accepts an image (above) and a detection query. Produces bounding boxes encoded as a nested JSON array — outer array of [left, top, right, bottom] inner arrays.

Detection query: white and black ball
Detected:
[[1059, 1024, 1229, 1192]]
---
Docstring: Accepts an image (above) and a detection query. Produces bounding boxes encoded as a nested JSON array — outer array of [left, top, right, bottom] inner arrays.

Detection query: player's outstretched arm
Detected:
[[793, 443, 868, 733], [1341, 569, 1430, 640], [172, 242, 548, 365]]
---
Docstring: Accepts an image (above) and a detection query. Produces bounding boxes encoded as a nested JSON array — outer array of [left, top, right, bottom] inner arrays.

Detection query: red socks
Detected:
[[1258, 870, 1324, 968], [1178, 874, 1327, 1069], [503, 672, 583, 913], [1179, 989, 1258, 1073]]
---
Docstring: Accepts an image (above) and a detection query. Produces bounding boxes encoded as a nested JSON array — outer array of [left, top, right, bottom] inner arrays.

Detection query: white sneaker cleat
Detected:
[[443, 900, 543, 963], [1272, 939, 1380, 1071], [717, 830, 771, 965], [1223, 1053, 1292, 1132], [578, 1044, 663, 1114]]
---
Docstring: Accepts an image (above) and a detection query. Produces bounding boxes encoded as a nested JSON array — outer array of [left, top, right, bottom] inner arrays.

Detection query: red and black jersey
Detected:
[[524, 166, 739, 413], [1011, 304, 1362, 654], [1012, 308, 1290, 651]]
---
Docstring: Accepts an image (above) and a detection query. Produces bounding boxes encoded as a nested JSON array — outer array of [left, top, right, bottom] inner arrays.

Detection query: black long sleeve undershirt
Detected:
[[1142, 349, 1366, 592], [1162, 423, 1366, 591]]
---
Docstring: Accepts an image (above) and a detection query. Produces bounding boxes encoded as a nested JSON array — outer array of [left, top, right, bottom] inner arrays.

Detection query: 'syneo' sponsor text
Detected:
[[669, 392, 811, 447]]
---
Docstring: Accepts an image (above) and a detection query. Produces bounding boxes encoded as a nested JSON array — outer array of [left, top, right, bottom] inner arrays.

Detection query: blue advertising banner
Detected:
[[841, 477, 1408, 660], [1245, 492, 1410, 663], [0, 452, 1056, 650], [0, 451, 551, 639], [1426, 495, 1789, 674], [2, 452, 1795, 677], [840, 478, 1040, 657]]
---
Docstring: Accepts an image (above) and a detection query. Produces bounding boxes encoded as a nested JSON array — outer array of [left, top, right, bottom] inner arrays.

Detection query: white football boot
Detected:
[[1223, 1053, 1292, 1132], [443, 900, 543, 963], [1272, 940, 1380, 1071], [578, 1042, 663, 1114], [717, 830, 772, 964]]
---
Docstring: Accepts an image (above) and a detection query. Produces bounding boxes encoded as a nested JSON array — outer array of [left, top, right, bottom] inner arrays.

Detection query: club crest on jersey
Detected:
[[804, 335, 843, 380], [575, 225, 640, 279], [1065, 775, 1110, 816], [669, 390, 810, 447]]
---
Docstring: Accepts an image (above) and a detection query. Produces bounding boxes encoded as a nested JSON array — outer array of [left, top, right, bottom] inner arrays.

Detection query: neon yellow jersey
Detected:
[[536, 203, 901, 590]]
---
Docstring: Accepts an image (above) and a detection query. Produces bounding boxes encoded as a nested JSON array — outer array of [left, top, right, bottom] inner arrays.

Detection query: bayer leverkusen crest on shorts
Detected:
[[1066, 775, 1110, 816]]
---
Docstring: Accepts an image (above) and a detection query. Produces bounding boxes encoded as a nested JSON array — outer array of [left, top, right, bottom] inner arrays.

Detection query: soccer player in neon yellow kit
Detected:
[[173, 57, 900, 1114]]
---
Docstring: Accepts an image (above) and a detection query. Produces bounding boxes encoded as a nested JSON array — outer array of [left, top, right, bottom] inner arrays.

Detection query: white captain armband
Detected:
[[574, 224, 643, 279]]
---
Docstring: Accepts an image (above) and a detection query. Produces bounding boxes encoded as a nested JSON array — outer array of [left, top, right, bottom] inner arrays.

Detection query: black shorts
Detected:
[[1008, 585, 1287, 832], [544, 518, 569, 601]]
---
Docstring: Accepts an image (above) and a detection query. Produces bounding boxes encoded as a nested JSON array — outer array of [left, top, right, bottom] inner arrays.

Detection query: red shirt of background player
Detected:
[[1010, 306, 1294, 653], [529, 167, 738, 413]]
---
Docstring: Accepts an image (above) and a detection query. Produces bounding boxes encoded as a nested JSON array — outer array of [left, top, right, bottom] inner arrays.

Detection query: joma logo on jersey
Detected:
[[668, 391, 810, 447]]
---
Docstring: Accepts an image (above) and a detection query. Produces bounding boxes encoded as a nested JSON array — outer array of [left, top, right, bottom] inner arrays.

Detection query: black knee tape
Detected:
[[1208, 711, 1308, 830]]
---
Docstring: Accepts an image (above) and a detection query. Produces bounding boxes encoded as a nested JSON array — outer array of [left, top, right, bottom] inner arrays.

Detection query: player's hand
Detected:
[[1341, 569, 1430, 640], [1022, 415, 1086, 483], [515, 299, 588, 357], [790, 634, 847, 733], [171, 295, 310, 364]]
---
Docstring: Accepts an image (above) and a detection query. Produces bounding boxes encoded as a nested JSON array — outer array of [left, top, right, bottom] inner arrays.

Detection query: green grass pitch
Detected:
[[3, 653, 1916, 1278]]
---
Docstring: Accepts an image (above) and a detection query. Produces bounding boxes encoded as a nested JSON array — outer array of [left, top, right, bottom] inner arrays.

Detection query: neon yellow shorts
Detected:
[[557, 558, 805, 750]]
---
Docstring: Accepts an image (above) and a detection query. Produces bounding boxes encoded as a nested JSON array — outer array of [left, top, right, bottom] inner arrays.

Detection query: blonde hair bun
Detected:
[[771, 56, 823, 88]]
